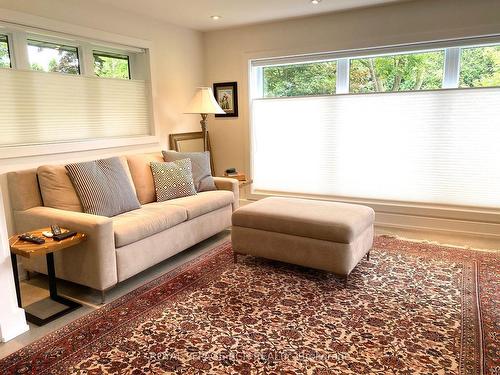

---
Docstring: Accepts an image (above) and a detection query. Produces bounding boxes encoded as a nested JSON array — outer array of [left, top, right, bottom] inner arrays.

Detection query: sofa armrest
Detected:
[[213, 177, 239, 210], [13, 207, 117, 290]]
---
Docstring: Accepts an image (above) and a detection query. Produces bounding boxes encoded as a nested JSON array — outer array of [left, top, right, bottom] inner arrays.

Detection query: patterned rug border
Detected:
[[1, 236, 498, 374], [0, 241, 232, 373]]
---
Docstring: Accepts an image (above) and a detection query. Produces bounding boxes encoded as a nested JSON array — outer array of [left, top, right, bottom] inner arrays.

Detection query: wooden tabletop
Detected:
[[9, 228, 87, 259]]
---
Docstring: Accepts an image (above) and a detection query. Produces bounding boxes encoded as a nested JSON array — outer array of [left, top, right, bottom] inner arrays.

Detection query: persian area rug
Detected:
[[1, 237, 498, 374]]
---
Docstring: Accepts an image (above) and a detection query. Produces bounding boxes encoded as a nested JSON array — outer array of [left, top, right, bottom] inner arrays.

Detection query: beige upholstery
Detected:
[[232, 197, 375, 276], [112, 203, 187, 247], [126, 153, 164, 204], [116, 205, 232, 281], [7, 152, 236, 291], [232, 197, 374, 244], [7, 169, 43, 211], [213, 177, 240, 210], [232, 225, 374, 276], [37, 165, 83, 212], [162, 190, 234, 220], [14, 206, 117, 290]]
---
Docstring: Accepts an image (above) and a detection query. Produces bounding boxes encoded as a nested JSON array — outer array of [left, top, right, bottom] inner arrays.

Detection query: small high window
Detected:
[[459, 45, 500, 88], [0, 34, 11, 68], [263, 61, 337, 97], [94, 51, 130, 79], [349, 50, 444, 93], [28, 39, 80, 74]]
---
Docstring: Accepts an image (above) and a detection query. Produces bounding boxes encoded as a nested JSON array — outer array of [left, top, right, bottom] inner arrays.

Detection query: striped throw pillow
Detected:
[[66, 157, 141, 217], [150, 159, 197, 202]]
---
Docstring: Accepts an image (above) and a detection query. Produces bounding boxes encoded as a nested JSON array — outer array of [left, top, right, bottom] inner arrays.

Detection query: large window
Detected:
[[349, 50, 444, 93], [251, 39, 500, 209], [0, 34, 11, 68], [28, 39, 80, 74], [94, 51, 130, 79], [0, 23, 154, 154]]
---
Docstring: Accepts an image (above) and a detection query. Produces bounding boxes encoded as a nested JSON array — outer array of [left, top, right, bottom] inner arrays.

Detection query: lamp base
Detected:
[[200, 113, 209, 152]]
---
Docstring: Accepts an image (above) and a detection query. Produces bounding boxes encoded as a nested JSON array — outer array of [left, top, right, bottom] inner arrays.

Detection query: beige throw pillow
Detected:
[[37, 165, 83, 212]]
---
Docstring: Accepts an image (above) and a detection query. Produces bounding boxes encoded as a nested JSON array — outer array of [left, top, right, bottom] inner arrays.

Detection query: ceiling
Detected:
[[93, 0, 408, 31]]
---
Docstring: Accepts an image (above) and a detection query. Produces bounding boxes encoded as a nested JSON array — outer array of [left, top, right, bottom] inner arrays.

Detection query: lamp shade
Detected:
[[185, 87, 225, 114]]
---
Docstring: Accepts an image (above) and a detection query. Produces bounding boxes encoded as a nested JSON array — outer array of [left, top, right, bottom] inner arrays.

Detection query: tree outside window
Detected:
[[0, 35, 11, 68]]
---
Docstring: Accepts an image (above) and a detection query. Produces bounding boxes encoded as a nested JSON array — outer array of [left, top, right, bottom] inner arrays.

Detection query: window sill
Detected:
[[0, 135, 160, 159]]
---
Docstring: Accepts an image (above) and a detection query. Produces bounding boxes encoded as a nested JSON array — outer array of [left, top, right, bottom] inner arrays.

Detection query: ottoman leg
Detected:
[[344, 275, 348, 286], [366, 251, 371, 261], [233, 252, 238, 263]]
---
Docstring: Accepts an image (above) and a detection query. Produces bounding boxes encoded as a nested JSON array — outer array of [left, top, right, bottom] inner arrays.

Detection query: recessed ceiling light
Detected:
[[311, 0, 321, 4], [210, 15, 221, 20]]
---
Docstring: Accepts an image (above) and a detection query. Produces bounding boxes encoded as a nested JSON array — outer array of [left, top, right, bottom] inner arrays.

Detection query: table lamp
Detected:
[[185, 87, 225, 151]]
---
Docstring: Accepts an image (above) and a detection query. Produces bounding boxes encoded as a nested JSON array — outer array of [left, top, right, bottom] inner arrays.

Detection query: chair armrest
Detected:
[[213, 177, 239, 210], [13, 207, 117, 290]]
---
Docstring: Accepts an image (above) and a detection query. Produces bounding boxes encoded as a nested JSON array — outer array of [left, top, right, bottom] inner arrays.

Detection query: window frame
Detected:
[[93, 50, 131, 80], [0, 33, 12, 68], [27, 37, 81, 75], [251, 36, 500, 99], [0, 20, 159, 159]]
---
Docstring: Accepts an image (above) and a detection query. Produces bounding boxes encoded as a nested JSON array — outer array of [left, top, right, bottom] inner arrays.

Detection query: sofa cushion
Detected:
[[126, 153, 164, 205], [162, 190, 234, 220], [37, 165, 83, 212], [66, 157, 141, 217], [162, 150, 216, 192], [37, 157, 135, 213], [232, 197, 375, 244], [112, 203, 187, 247], [150, 159, 197, 201]]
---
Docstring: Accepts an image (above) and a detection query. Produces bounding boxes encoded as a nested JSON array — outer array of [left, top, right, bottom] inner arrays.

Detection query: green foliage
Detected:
[[263, 61, 336, 97], [262, 46, 500, 97], [94, 55, 129, 79], [460, 46, 500, 87], [48, 51, 79, 74], [0, 38, 10, 68], [30, 63, 44, 71], [350, 51, 444, 93]]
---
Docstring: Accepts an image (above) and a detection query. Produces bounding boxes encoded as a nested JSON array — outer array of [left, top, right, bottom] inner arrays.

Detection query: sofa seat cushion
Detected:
[[162, 190, 234, 220], [112, 204, 187, 247], [232, 197, 375, 244]]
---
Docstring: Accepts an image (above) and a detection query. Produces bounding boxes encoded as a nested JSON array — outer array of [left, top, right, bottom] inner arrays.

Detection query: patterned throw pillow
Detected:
[[150, 159, 197, 202], [162, 151, 216, 192], [65, 157, 141, 217]]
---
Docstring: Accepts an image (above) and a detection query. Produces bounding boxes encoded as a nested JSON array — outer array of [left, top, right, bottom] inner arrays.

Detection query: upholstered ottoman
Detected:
[[231, 197, 375, 277]]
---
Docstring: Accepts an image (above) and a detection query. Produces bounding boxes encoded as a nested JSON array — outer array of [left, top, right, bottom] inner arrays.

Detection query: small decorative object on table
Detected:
[[224, 168, 247, 182], [9, 227, 87, 326]]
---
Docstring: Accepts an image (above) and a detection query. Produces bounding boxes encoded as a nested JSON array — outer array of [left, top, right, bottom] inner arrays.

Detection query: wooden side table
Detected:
[[9, 228, 87, 326]]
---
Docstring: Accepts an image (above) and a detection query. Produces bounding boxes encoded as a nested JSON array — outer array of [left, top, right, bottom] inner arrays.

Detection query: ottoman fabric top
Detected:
[[232, 197, 375, 244]]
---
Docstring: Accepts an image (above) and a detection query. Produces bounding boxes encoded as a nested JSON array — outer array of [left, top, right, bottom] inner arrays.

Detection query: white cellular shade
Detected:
[[252, 88, 500, 208], [0, 69, 152, 146]]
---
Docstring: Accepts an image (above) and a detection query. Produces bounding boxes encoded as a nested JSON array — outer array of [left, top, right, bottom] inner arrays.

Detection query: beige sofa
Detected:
[[7, 153, 239, 294]]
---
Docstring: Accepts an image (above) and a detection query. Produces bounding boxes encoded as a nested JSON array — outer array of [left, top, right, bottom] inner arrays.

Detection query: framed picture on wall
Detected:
[[213, 82, 238, 117]]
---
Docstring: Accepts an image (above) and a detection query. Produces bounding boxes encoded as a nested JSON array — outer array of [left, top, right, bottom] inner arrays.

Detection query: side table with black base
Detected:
[[9, 228, 87, 326]]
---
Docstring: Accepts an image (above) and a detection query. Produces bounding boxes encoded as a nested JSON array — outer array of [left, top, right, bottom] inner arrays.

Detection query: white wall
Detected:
[[0, 0, 205, 233], [203, 0, 500, 247]]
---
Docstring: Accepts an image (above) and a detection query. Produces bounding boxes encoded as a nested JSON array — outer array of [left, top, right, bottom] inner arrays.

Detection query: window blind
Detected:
[[0, 68, 152, 146], [252, 88, 500, 208]]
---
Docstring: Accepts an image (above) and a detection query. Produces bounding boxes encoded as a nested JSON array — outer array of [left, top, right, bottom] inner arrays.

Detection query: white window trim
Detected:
[[0, 11, 160, 158], [251, 34, 500, 98]]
